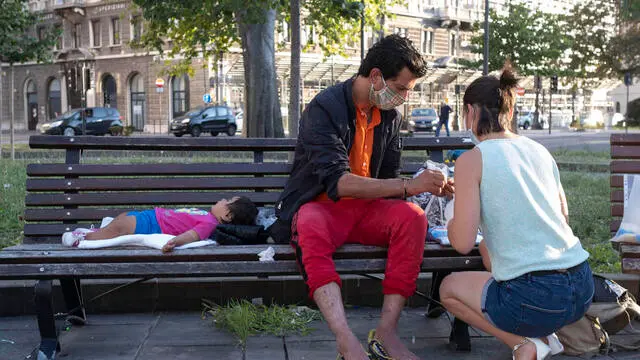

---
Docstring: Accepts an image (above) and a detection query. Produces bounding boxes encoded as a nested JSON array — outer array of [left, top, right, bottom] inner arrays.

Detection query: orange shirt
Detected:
[[316, 106, 381, 201]]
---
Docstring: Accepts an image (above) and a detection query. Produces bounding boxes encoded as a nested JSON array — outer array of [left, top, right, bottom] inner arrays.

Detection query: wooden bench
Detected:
[[611, 134, 640, 274], [0, 135, 481, 356]]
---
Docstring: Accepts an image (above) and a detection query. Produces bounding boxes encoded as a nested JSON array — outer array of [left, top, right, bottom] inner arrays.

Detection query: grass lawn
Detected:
[[0, 152, 621, 273]]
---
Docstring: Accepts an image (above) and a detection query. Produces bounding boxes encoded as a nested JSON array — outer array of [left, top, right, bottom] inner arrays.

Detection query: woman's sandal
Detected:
[[512, 337, 551, 360], [367, 329, 396, 360]]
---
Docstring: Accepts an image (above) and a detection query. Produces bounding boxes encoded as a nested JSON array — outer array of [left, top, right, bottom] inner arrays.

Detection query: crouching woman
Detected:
[[439, 65, 594, 360]]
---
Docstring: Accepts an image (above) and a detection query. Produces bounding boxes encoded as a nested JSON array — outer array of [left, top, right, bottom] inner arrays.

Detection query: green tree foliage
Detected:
[[461, 3, 569, 76], [0, 0, 59, 64], [131, 0, 401, 137], [564, 0, 616, 82]]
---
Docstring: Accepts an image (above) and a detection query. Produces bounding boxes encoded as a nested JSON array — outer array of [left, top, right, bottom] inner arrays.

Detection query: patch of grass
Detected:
[[202, 299, 321, 348], [552, 149, 610, 164], [561, 171, 620, 273], [0, 159, 26, 248]]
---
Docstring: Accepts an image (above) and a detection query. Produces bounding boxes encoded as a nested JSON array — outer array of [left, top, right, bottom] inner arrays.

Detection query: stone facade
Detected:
[[2, 0, 481, 133]]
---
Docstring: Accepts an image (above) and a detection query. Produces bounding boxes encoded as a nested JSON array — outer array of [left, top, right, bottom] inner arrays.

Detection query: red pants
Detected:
[[291, 198, 427, 299]]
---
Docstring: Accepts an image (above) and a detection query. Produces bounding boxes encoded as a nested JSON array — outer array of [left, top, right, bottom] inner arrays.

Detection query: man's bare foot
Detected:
[[513, 341, 537, 360], [373, 327, 420, 360], [337, 333, 369, 360]]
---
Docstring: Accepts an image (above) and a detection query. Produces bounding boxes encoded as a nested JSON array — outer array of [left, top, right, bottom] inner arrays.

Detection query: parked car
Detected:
[[408, 108, 439, 132], [40, 107, 123, 136], [170, 105, 237, 137], [517, 111, 535, 129]]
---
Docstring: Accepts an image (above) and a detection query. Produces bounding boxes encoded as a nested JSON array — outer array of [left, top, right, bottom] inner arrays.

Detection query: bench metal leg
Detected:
[[60, 278, 86, 325], [426, 271, 471, 352], [34, 280, 59, 359], [449, 317, 471, 352], [426, 271, 448, 318]]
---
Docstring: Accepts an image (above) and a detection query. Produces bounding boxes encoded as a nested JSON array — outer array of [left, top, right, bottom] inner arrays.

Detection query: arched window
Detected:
[[172, 75, 189, 117], [130, 73, 145, 131], [103, 74, 117, 109], [48, 79, 61, 119], [26, 80, 38, 130]]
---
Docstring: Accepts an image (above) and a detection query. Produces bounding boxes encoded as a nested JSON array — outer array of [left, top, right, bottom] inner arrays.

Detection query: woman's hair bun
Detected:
[[499, 61, 519, 90]]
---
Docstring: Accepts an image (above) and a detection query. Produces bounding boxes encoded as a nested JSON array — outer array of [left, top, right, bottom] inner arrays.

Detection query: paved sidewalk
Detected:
[[1, 308, 639, 359]]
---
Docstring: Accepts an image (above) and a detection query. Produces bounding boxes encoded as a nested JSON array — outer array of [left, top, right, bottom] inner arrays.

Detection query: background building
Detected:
[[0, 0, 623, 134]]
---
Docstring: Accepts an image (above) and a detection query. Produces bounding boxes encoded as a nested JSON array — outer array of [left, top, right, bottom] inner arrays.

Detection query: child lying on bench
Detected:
[[61, 196, 258, 252]]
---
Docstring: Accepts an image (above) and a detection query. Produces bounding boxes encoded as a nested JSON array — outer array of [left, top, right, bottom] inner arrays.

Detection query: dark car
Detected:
[[170, 105, 237, 137], [409, 108, 439, 132], [40, 107, 123, 136]]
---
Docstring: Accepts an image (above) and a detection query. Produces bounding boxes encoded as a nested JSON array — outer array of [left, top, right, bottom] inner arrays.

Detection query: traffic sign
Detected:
[[625, 72, 633, 86], [203, 94, 212, 104], [155, 78, 165, 88], [516, 87, 525, 96]]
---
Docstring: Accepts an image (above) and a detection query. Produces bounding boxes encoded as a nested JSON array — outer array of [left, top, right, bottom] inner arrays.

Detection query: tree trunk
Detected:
[[237, 9, 284, 138], [10, 64, 15, 160], [288, 0, 301, 139]]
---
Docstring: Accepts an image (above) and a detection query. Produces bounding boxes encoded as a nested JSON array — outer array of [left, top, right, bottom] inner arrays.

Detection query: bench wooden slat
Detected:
[[611, 204, 624, 217], [611, 219, 622, 233], [26, 163, 426, 177], [26, 163, 293, 176], [611, 160, 640, 174], [0, 243, 475, 263], [611, 175, 624, 188], [611, 134, 640, 146], [621, 245, 640, 258], [0, 257, 483, 280], [611, 190, 624, 203], [28, 135, 475, 152], [26, 177, 289, 192], [25, 192, 281, 207], [622, 258, 640, 274], [611, 145, 640, 159], [24, 208, 145, 221]]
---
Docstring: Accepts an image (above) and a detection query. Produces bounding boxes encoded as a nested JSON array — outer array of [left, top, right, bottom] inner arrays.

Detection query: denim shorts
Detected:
[[127, 210, 162, 235], [481, 261, 594, 338]]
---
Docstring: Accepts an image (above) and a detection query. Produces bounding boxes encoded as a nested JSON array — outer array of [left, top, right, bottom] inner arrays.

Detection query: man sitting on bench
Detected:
[[270, 35, 453, 360]]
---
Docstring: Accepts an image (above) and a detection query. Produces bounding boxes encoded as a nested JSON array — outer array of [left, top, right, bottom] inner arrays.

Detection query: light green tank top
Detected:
[[476, 136, 589, 281]]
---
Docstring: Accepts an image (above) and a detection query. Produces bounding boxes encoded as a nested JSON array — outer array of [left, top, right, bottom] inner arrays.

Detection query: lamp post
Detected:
[[483, 0, 489, 76]]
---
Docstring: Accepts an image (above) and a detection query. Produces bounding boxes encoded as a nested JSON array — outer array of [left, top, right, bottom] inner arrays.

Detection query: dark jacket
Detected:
[[270, 78, 403, 243]]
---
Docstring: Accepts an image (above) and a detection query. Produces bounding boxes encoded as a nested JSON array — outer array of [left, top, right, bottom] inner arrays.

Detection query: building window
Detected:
[[48, 79, 62, 120], [449, 32, 457, 56], [91, 20, 101, 47], [111, 17, 121, 45], [37, 26, 45, 41], [422, 30, 434, 54], [172, 75, 189, 117], [393, 27, 408, 37], [73, 23, 82, 48], [54, 24, 62, 50], [131, 15, 142, 42]]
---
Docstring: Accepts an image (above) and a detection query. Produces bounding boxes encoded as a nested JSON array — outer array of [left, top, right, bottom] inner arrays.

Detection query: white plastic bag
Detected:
[[407, 160, 452, 228], [612, 174, 640, 243]]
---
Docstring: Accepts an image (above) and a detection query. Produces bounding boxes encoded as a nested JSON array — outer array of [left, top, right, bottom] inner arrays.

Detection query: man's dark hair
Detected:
[[357, 34, 428, 80], [228, 196, 259, 225]]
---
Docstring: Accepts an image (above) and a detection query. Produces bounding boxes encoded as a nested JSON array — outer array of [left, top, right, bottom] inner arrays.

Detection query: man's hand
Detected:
[[443, 178, 455, 198], [407, 169, 447, 196], [162, 239, 177, 253]]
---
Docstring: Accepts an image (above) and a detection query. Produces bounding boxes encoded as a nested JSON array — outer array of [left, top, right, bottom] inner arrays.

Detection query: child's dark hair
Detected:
[[228, 196, 259, 225], [462, 62, 519, 136], [357, 34, 428, 80]]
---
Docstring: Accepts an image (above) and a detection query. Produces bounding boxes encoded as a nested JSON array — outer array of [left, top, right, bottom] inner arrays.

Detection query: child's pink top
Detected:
[[154, 208, 218, 240]]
